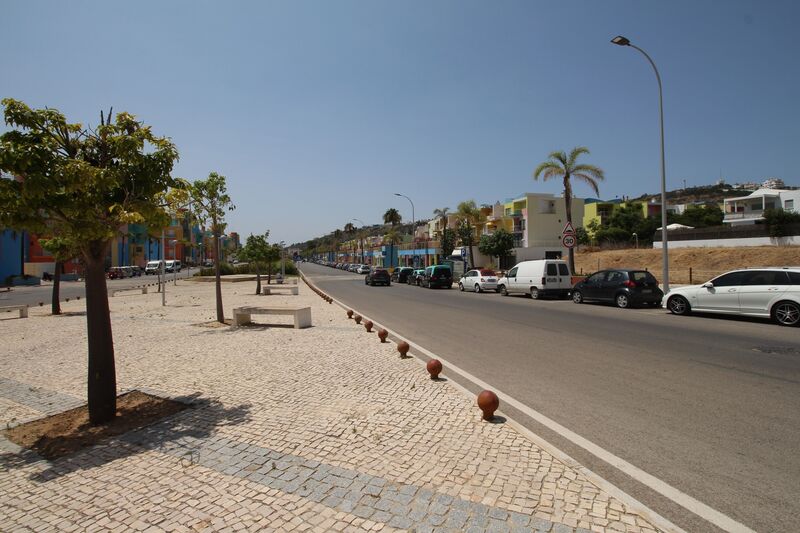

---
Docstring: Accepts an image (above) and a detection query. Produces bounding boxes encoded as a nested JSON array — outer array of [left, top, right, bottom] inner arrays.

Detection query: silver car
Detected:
[[665, 267, 800, 326], [459, 268, 499, 293]]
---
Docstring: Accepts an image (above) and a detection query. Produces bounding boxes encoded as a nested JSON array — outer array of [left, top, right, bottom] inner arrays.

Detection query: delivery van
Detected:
[[496, 259, 572, 299]]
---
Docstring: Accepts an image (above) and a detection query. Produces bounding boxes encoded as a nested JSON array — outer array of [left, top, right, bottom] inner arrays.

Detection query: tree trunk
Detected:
[[51, 261, 62, 315], [267, 263, 272, 284], [84, 241, 116, 424], [255, 264, 261, 295], [213, 229, 224, 323], [564, 176, 575, 274]]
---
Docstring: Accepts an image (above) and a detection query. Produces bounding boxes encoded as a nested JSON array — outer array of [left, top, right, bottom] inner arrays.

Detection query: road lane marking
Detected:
[[305, 272, 757, 533]]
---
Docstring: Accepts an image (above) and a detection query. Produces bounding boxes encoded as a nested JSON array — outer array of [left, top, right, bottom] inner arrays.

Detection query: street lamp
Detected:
[[394, 193, 415, 268], [611, 35, 670, 293], [170, 239, 178, 285]]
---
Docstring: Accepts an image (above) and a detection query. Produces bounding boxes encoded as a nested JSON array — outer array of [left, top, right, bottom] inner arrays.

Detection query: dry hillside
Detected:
[[574, 246, 800, 284]]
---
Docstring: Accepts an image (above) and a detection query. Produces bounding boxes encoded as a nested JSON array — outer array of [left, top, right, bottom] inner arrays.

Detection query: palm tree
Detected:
[[456, 200, 482, 269], [533, 146, 604, 274], [343, 222, 356, 262], [383, 208, 402, 227]]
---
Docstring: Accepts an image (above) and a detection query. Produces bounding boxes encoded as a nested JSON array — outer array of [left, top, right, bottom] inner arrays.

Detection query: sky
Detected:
[[2, 0, 799, 245]]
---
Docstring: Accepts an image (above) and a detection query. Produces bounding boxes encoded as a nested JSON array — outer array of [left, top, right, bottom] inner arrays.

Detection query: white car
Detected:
[[459, 268, 499, 293], [356, 265, 370, 274], [664, 267, 800, 326]]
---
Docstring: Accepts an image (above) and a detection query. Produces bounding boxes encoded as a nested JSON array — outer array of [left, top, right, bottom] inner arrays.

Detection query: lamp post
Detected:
[[171, 239, 178, 285], [611, 35, 670, 293], [160, 229, 166, 306], [394, 193, 415, 268]]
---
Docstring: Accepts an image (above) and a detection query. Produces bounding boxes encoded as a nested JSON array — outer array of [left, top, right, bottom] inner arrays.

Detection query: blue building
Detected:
[[0, 229, 25, 283]]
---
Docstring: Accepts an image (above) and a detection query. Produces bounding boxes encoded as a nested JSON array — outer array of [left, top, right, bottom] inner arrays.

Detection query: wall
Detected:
[[652, 236, 800, 248], [0, 229, 24, 281]]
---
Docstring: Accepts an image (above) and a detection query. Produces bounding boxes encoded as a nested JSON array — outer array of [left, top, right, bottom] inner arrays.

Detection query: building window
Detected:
[[786, 199, 794, 212]]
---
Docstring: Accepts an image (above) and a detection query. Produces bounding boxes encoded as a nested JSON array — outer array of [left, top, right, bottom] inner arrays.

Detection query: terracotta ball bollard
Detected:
[[426, 359, 442, 380], [397, 340, 410, 358], [354, 314, 362, 324], [347, 310, 354, 319], [364, 320, 373, 332], [477, 390, 500, 421], [377, 329, 388, 343]]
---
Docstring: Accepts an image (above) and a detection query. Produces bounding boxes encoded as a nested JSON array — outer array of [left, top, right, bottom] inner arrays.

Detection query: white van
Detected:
[[165, 260, 182, 273], [496, 259, 572, 299], [145, 260, 164, 275]]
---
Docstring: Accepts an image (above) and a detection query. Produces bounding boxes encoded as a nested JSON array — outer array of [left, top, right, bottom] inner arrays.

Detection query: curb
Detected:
[[298, 267, 685, 533]]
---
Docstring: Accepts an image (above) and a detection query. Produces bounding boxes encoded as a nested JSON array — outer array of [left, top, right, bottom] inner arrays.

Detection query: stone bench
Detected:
[[0, 304, 28, 319], [233, 306, 311, 329], [109, 286, 149, 297], [262, 285, 299, 295]]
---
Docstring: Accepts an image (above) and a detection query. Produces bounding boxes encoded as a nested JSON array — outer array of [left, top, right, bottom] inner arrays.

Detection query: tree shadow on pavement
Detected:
[[0, 393, 251, 482]]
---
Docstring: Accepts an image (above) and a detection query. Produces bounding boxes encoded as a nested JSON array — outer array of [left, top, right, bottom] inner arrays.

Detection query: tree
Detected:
[[190, 173, 235, 323], [38, 235, 79, 315], [0, 99, 178, 424], [478, 228, 515, 269], [241, 232, 270, 294], [533, 147, 604, 274], [343, 222, 356, 261], [439, 227, 457, 260], [433, 207, 451, 259], [456, 200, 482, 268], [383, 208, 402, 227]]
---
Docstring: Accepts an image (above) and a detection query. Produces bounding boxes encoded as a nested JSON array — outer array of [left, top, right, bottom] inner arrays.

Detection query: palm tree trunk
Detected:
[[84, 241, 116, 424], [51, 261, 62, 315], [563, 176, 575, 274]]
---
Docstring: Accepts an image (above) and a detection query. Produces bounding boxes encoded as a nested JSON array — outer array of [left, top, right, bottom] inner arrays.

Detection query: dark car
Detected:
[[407, 269, 425, 286], [391, 267, 415, 283], [365, 268, 391, 286], [422, 265, 453, 289], [572, 269, 663, 308]]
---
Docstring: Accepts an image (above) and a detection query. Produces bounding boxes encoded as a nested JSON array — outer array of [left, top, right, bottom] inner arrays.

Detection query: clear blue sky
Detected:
[[3, 1, 798, 245]]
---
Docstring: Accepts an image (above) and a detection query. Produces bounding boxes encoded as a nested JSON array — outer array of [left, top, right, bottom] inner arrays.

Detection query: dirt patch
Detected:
[[193, 319, 233, 327], [3, 391, 188, 460], [575, 246, 800, 283]]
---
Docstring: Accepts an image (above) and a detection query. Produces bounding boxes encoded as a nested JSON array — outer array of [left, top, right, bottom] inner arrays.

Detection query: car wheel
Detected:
[[530, 287, 540, 300], [365, 278, 369, 285], [387, 281, 391, 286], [572, 290, 583, 304], [458, 282, 464, 291], [499, 285, 508, 296], [474, 283, 481, 293], [772, 301, 800, 326], [615, 293, 630, 309], [668, 295, 690, 315]]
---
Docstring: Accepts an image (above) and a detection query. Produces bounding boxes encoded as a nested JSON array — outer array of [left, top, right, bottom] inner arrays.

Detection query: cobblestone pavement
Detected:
[[0, 280, 667, 532]]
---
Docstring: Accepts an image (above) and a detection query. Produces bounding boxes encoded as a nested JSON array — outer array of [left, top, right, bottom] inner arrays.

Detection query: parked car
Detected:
[[391, 267, 415, 283], [408, 269, 425, 286], [496, 259, 571, 299], [664, 268, 800, 326], [356, 264, 370, 274], [572, 269, 663, 308], [164, 260, 182, 273], [422, 265, 453, 289], [145, 260, 164, 274], [365, 268, 391, 286], [459, 268, 499, 293], [128, 265, 144, 277]]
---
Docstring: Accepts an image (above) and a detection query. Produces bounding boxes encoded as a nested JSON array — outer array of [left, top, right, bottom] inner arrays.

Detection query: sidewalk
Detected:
[[0, 280, 667, 532]]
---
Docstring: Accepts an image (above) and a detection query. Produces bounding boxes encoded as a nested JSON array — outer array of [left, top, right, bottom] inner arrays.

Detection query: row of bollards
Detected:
[[299, 272, 334, 304], [345, 307, 500, 421]]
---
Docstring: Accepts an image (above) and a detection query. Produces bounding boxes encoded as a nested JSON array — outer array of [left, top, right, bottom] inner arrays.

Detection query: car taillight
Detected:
[[480, 278, 485, 282], [624, 280, 636, 288], [541, 277, 546, 285]]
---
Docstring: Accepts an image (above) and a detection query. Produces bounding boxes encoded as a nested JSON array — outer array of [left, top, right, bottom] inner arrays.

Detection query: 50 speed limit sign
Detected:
[[561, 234, 576, 248]]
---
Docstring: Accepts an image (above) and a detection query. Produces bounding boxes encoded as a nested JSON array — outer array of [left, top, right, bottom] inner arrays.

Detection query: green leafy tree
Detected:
[[241, 231, 270, 294], [764, 208, 800, 237], [383, 229, 402, 268], [383, 208, 402, 227], [39, 235, 79, 315], [478, 228, 515, 269], [190, 173, 235, 323], [574, 226, 590, 248], [0, 99, 178, 424], [456, 200, 482, 268], [264, 243, 282, 284], [533, 147, 604, 274], [439, 227, 456, 261]]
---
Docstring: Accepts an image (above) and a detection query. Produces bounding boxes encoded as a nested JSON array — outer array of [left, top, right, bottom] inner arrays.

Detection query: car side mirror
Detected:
[[702, 282, 714, 289]]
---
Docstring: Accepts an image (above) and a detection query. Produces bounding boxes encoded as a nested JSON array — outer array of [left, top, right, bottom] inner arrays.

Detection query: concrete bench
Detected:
[[0, 304, 28, 318], [233, 306, 311, 329], [109, 286, 148, 297], [262, 285, 299, 295]]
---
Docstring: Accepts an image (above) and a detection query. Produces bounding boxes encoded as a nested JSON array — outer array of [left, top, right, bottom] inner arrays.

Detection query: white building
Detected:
[[723, 188, 800, 225]]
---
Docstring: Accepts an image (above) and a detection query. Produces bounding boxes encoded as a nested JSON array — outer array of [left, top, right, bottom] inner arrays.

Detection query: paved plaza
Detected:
[[0, 280, 667, 532]]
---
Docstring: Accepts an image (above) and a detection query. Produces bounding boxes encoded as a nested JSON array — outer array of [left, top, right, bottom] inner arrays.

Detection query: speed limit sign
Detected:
[[562, 234, 576, 248]]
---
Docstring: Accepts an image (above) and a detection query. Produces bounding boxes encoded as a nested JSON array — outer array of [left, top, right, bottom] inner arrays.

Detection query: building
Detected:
[[723, 188, 800, 226], [0, 229, 24, 282], [501, 192, 584, 262]]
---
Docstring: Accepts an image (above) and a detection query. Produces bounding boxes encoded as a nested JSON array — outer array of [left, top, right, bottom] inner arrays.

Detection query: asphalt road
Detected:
[[301, 262, 800, 533], [0, 270, 192, 308]]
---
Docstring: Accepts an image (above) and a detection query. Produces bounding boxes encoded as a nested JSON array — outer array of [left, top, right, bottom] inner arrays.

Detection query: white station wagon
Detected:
[[664, 267, 800, 326]]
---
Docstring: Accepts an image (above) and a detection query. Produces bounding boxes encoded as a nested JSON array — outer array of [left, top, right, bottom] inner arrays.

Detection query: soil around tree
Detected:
[[3, 391, 188, 460]]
